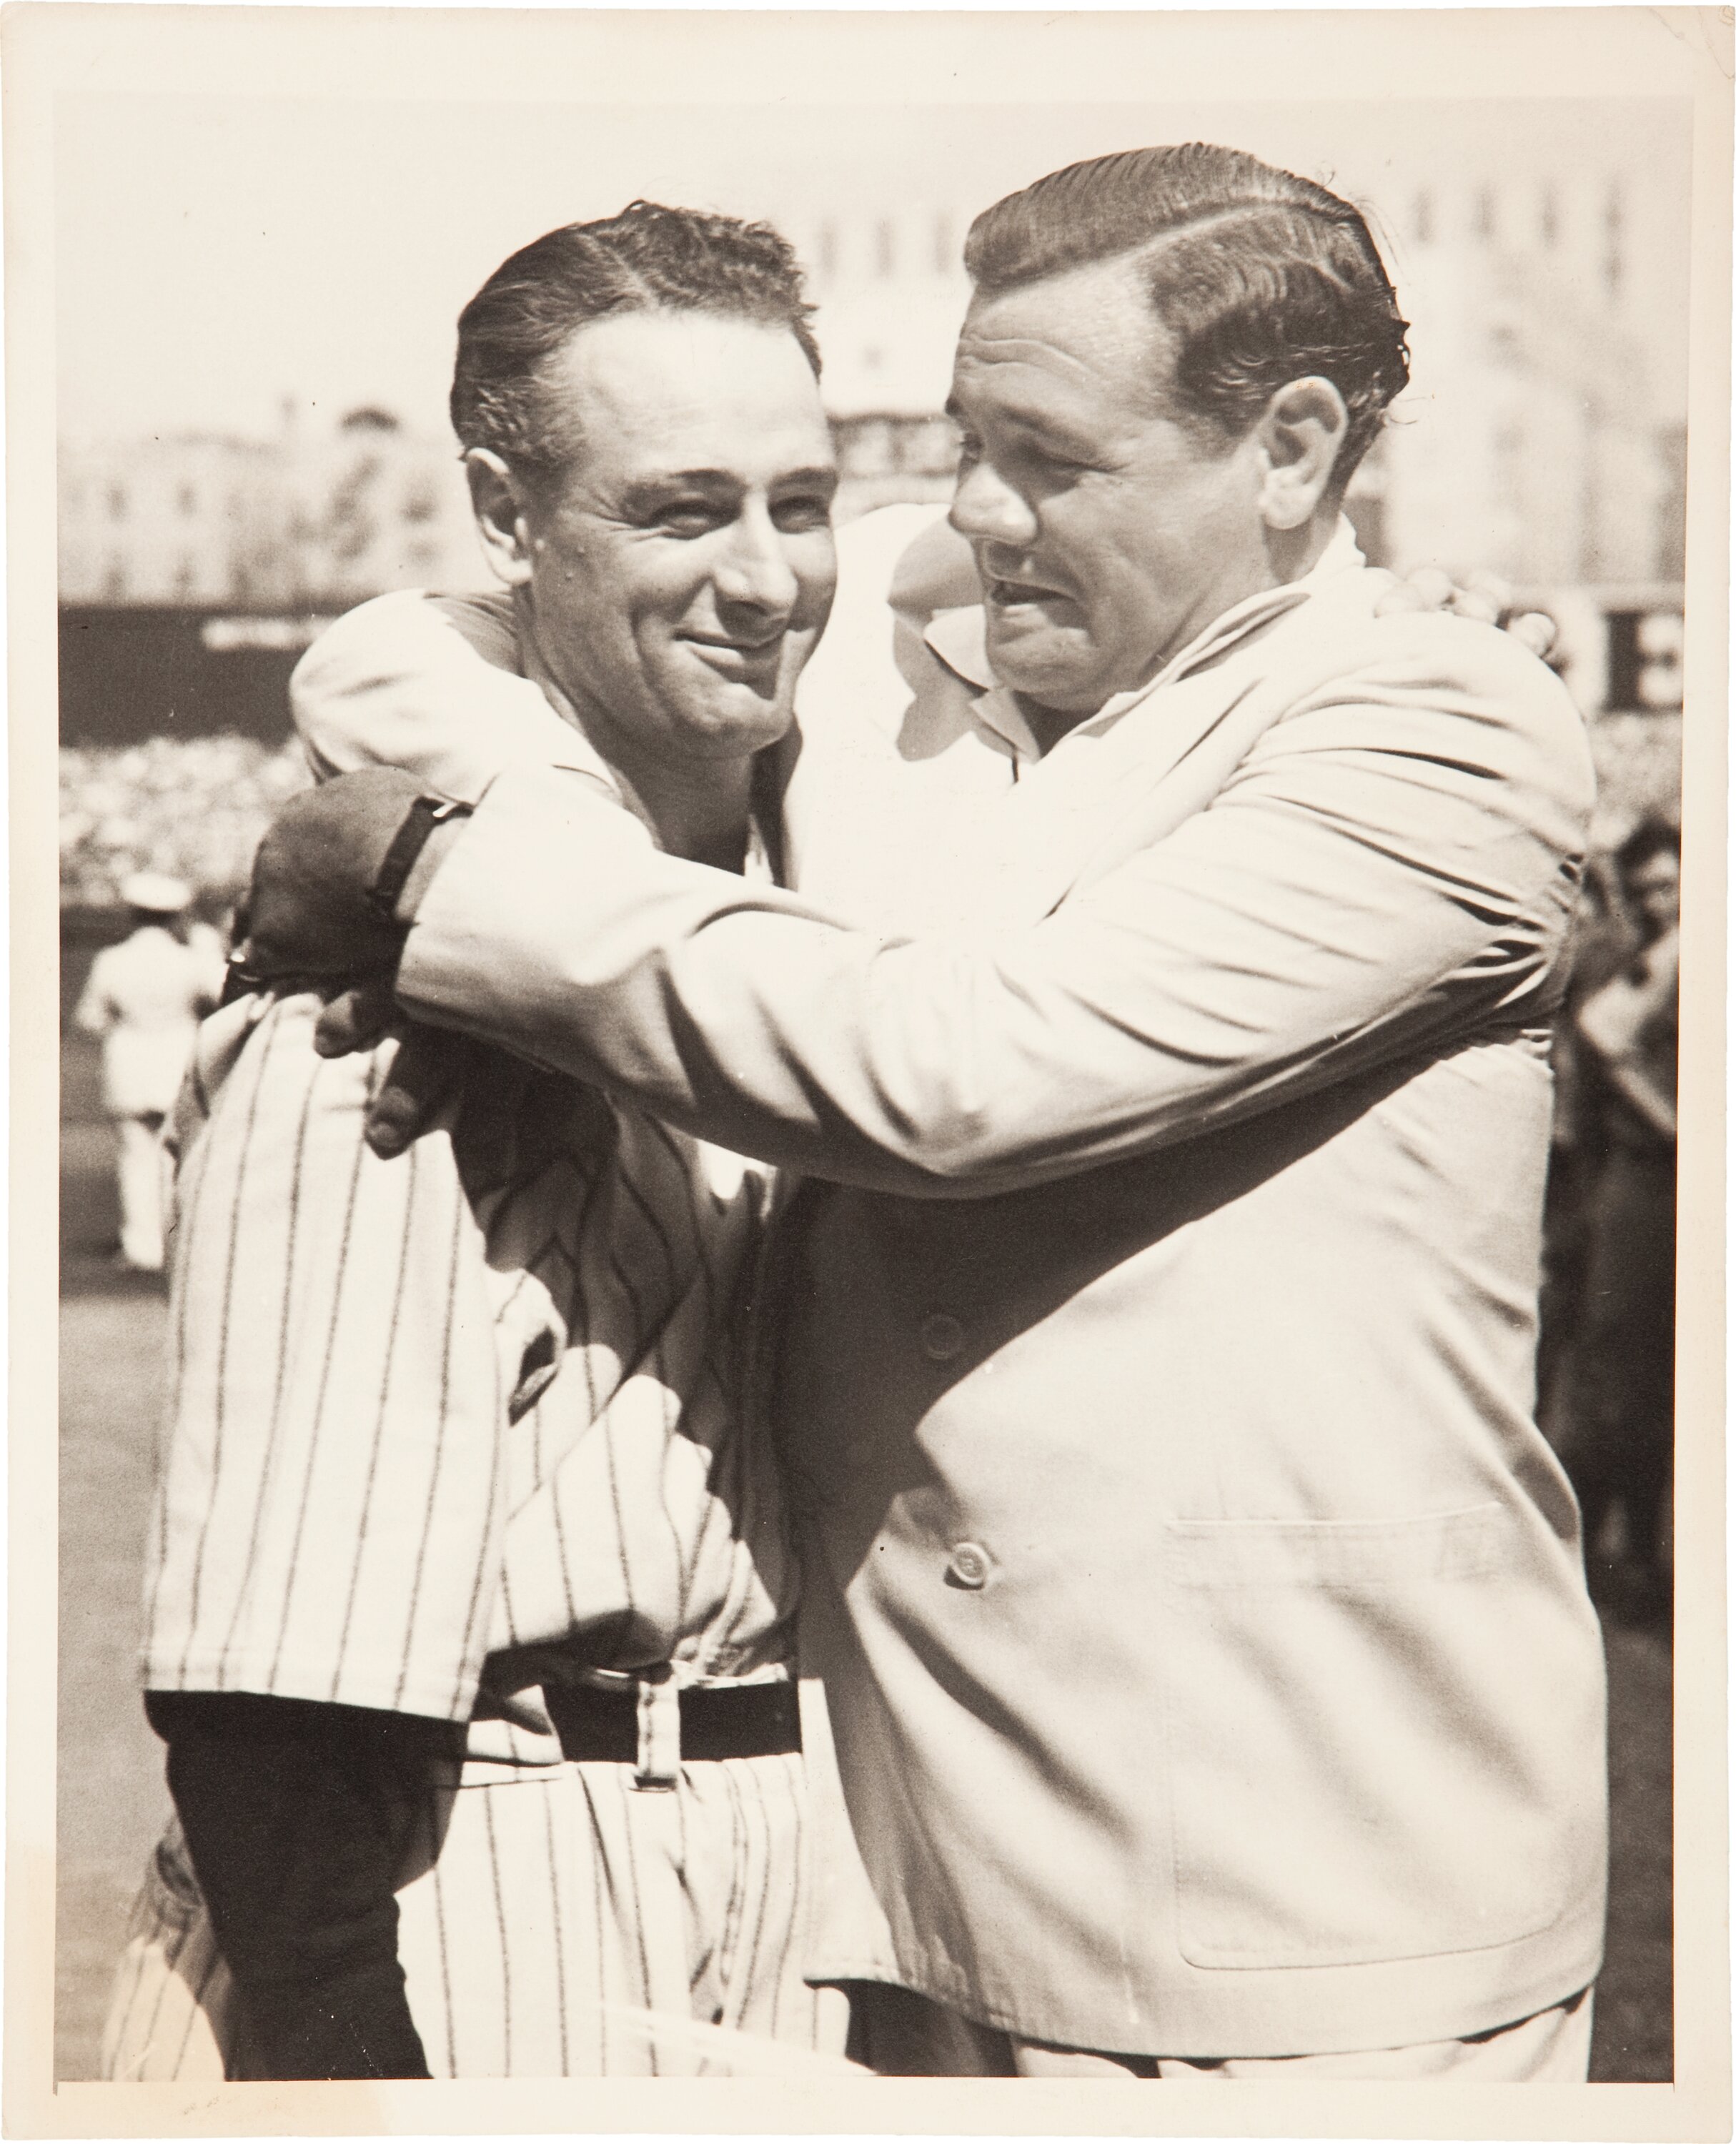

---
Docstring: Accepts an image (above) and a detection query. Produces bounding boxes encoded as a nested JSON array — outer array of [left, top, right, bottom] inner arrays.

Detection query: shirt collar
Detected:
[[920, 515, 1367, 747], [924, 602, 995, 693]]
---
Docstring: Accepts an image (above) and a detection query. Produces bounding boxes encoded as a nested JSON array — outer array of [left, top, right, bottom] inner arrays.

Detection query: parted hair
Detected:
[[451, 201, 820, 487], [965, 144, 1411, 481]]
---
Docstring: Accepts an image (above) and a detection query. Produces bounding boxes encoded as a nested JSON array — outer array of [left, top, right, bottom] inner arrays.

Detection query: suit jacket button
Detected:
[[921, 1313, 965, 1361], [947, 1542, 991, 1589]]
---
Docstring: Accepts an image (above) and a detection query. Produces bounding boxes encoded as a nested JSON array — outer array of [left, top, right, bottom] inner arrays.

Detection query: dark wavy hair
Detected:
[[964, 144, 1410, 486], [451, 201, 820, 490]]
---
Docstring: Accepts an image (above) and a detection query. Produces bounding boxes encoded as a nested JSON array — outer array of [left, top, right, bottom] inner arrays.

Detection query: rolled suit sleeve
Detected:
[[397, 630, 1592, 1198]]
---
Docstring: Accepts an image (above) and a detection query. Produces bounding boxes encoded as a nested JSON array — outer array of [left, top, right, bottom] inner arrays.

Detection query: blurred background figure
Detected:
[[72, 873, 224, 1271], [1548, 822, 1680, 1624]]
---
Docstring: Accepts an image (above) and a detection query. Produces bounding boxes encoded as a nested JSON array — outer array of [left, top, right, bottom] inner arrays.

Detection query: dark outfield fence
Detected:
[[59, 607, 336, 747]]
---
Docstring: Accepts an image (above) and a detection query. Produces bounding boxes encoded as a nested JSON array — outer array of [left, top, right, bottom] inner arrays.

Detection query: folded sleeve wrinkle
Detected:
[[399, 650, 1587, 1199]]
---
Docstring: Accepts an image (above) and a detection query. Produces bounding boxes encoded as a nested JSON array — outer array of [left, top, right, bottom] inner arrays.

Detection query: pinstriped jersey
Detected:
[[141, 615, 800, 1745]]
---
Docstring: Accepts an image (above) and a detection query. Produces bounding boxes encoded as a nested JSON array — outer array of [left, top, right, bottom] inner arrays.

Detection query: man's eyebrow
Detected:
[[622, 464, 838, 494], [622, 468, 740, 493], [947, 393, 1103, 458]]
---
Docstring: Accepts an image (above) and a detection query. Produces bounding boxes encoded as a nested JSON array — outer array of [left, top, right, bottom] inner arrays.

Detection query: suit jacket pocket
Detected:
[[1163, 1505, 1604, 1970]]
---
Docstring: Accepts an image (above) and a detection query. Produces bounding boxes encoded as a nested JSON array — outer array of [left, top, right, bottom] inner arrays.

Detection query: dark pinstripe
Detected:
[[215, 1042, 317, 1679], [392, 1198, 467, 1709], [723, 1760, 772, 2026], [615, 1766, 658, 2076], [589, 1780, 610, 2074], [261, 1078, 372, 1692], [457, 1317, 509, 1687], [480, 1788, 515, 2073], [177, 1008, 279, 1669], [540, 1782, 572, 2076], [431, 1835, 458, 2073], [331, 1139, 422, 1696]]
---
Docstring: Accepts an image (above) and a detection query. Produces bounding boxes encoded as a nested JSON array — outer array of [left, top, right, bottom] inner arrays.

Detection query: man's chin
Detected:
[[983, 634, 1109, 718], [679, 685, 797, 757]]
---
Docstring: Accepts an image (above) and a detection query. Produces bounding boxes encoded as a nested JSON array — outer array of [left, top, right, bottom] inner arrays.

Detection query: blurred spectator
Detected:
[[73, 873, 226, 1271], [1537, 850, 1635, 1431], [1552, 820, 1680, 1622]]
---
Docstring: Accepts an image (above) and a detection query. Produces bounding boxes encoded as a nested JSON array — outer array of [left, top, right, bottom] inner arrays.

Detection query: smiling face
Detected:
[[948, 254, 1281, 720], [511, 309, 838, 779]]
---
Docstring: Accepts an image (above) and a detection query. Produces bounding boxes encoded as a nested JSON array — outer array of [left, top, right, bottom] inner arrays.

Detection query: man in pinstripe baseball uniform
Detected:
[[101, 204, 859, 2081]]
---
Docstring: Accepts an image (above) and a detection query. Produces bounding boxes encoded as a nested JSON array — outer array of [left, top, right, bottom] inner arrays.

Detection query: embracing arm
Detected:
[[394, 636, 1592, 1198]]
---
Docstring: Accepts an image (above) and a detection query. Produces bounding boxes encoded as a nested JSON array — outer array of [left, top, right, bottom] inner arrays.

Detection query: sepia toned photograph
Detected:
[[7, 4, 1730, 2134]]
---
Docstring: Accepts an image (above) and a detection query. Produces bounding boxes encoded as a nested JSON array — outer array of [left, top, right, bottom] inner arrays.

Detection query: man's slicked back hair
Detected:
[[965, 144, 1410, 482], [451, 200, 821, 490]]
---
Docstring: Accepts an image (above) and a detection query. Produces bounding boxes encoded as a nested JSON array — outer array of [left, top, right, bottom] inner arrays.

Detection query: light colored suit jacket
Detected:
[[387, 516, 1604, 2057]]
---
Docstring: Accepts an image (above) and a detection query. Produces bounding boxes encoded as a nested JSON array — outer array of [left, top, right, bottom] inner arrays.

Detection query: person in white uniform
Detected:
[[74, 872, 224, 1271]]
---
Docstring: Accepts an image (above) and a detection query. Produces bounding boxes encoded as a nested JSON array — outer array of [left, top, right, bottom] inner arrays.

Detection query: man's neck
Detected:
[[515, 595, 754, 868], [607, 751, 755, 871]]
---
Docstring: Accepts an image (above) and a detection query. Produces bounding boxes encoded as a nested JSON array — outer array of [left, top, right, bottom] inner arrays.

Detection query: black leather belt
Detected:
[[542, 1679, 800, 1765]]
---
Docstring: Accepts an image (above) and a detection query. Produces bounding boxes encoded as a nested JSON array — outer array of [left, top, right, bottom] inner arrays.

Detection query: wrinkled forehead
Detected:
[[951, 254, 1180, 418], [546, 309, 834, 481]]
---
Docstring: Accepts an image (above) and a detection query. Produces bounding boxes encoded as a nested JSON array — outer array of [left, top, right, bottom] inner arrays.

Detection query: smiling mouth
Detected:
[[986, 577, 1075, 612], [680, 632, 785, 671]]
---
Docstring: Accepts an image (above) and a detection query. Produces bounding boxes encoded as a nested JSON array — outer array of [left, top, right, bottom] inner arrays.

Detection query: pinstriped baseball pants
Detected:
[[102, 1752, 850, 2078]]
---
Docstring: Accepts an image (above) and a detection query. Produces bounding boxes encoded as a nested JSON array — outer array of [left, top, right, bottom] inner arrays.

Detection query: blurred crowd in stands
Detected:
[[59, 735, 309, 915]]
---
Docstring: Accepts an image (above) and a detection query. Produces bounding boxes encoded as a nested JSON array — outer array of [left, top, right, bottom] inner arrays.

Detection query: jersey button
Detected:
[[947, 1542, 992, 1589], [920, 1313, 965, 1361]]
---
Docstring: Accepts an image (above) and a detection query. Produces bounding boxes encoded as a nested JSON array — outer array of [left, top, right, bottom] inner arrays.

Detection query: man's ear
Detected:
[[1254, 377, 1350, 533], [464, 449, 535, 586]]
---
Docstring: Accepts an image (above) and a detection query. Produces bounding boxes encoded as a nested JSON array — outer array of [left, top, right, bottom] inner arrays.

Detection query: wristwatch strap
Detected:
[[365, 795, 472, 919]]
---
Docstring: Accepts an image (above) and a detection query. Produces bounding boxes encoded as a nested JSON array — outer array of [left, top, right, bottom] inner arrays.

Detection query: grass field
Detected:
[[56, 1098, 1673, 2082]]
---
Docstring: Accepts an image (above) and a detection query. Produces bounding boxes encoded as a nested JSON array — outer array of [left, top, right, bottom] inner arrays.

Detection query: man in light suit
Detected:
[[245, 144, 1606, 2077]]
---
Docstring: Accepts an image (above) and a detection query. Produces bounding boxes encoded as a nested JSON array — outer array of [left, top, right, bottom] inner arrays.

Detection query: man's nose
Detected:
[[715, 505, 799, 619], [949, 457, 1038, 549]]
